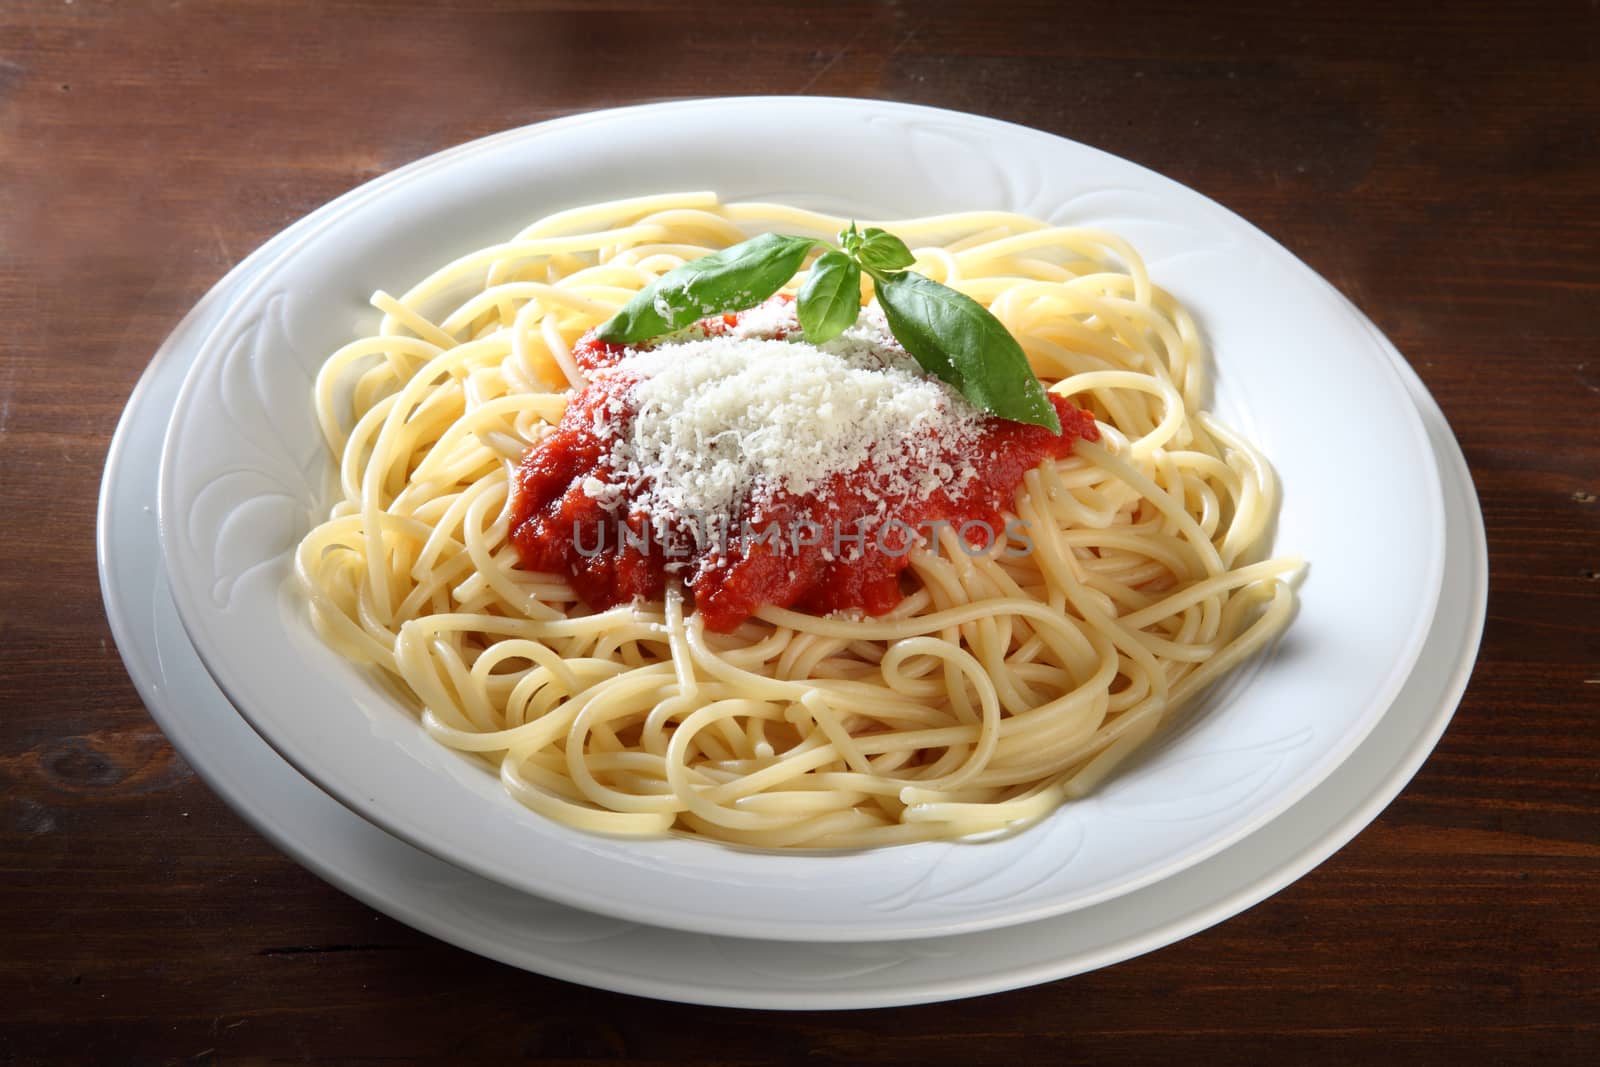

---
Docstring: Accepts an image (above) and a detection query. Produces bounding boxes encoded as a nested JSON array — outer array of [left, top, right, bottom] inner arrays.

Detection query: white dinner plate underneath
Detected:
[[99, 188, 1485, 1008], [153, 100, 1446, 942]]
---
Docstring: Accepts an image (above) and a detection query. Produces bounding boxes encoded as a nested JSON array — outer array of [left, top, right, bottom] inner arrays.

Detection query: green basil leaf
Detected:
[[875, 271, 1062, 433], [596, 233, 817, 344], [856, 227, 916, 273], [839, 221, 863, 257], [796, 251, 862, 344]]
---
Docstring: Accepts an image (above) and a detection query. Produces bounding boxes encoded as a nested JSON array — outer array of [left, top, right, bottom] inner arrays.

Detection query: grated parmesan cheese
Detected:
[[594, 302, 983, 533]]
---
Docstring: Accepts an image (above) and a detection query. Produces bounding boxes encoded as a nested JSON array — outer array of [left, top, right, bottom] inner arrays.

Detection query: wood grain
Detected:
[[2, 1, 1595, 1063]]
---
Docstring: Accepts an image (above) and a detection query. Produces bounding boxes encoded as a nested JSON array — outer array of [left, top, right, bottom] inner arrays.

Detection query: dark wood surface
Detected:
[[3, 1, 1596, 1062]]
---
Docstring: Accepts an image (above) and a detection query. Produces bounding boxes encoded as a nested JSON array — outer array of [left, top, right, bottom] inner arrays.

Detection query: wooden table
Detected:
[[4, 1, 1596, 1061]]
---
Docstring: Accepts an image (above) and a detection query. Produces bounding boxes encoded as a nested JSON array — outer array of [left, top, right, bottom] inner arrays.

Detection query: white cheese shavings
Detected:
[[603, 304, 983, 531], [727, 298, 804, 340]]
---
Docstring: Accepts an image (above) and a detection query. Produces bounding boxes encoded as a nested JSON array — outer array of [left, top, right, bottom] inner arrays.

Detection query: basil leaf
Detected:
[[596, 233, 817, 344], [876, 271, 1062, 433], [839, 221, 863, 257], [796, 251, 862, 344], [856, 227, 916, 274]]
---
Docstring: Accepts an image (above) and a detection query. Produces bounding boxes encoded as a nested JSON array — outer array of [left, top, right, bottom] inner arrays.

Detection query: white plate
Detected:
[[102, 151, 1485, 1010], [155, 99, 1446, 942]]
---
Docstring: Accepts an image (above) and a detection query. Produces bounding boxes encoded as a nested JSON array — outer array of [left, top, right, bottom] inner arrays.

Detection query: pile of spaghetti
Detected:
[[295, 194, 1300, 848]]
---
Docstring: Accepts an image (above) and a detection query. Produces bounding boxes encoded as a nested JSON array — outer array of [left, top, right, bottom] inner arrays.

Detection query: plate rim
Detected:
[[100, 122, 1485, 1006], [149, 97, 1448, 942]]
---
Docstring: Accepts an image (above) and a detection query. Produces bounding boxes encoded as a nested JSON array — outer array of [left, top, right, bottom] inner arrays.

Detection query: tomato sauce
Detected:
[[509, 315, 1098, 632]]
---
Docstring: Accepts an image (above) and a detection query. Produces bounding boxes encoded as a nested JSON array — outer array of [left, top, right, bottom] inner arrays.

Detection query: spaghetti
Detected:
[[295, 193, 1300, 848]]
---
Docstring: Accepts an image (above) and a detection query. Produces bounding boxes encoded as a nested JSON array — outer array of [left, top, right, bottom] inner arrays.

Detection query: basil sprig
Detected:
[[595, 223, 1061, 432], [842, 223, 917, 274]]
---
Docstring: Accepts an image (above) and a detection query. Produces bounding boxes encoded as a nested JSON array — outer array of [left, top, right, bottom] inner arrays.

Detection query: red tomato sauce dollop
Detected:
[[509, 313, 1098, 632]]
